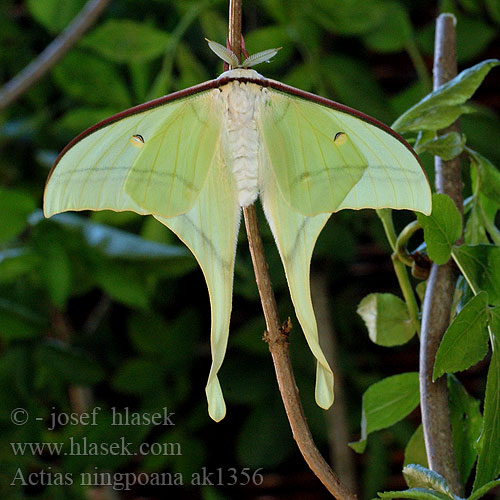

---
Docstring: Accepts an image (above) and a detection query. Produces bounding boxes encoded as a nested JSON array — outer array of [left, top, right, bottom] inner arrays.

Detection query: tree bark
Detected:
[[419, 13, 463, 496]]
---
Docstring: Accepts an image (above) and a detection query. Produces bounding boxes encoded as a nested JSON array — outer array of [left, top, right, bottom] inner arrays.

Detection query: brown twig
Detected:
[[230, 2, 356, 498], [419, 13, 463, 496], [0, 0, 112, 112]]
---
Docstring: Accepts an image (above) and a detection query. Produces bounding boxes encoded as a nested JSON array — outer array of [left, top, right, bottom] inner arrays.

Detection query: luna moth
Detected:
[[44, 40, 431, 422]]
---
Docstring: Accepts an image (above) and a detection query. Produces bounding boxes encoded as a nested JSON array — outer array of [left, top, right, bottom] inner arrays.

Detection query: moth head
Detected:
[[206, 39, 280, 69]]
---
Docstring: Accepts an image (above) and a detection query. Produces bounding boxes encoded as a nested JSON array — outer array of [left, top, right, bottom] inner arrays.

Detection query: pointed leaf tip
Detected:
[[206, 38, 239, 67], [392, 59, 499, 133], [241, 47, 282, 68]]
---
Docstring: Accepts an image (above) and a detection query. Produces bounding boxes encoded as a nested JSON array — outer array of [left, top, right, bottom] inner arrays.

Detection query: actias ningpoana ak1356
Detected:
[[44, 40, 432, 422]]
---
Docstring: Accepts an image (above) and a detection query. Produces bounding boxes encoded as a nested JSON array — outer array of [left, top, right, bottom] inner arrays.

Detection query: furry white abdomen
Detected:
[[218, 78, 266, 207]]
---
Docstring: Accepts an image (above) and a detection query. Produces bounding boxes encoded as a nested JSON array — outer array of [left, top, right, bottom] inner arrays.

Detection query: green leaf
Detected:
[[473, 308, 500, 490], [468, 149, 500, 207], [468, 479, 500, 500], [396, 103, 476, 134], [363, 1, 412, 53], [27, 0, 86, 34], [478, 196, 500, 246], [453, 245, 500, 305], [448, 376, 483, 485], [464, 189, 492, 245], [393, 59, 500, 133], [350, 372, 420, 453], [81, 20, 171, 63], [404, 425, 428, 468], [402, 465, 454, 498], [433, 292, 489, 380], [416, 132, 466, 161], [378, 488, 454, 500], [36, 341, 105, 385], [357, 293, 416, 346], [417, 194, 462, 265], [0, 188, 36, 244], [52, 50, 131, 108]]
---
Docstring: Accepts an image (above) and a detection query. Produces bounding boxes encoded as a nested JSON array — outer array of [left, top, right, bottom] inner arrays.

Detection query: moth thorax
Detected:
[[220, 82, 262, 207]]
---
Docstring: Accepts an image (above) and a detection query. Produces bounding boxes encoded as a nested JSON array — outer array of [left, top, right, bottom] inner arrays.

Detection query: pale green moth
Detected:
[[44, 40, 432, 422]]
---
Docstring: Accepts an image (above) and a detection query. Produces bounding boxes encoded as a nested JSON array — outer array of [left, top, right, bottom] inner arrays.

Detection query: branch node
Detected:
[[280, 317, 292, 336]]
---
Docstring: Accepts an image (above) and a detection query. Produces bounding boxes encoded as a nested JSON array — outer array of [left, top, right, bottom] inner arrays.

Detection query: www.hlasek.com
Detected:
[[11, 436, 182, 457], [11, 467, 265, 491]]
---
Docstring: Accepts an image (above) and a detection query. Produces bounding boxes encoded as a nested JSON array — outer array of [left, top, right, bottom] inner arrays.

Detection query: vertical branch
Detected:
[[432, 17, 463, 212], [228, 0, 242, 61], [229, 1, 356, 498], [419, 13, 463, 496]]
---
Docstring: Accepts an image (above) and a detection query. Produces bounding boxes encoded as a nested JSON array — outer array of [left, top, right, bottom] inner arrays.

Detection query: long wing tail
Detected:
[[156, 158, 240, 422]]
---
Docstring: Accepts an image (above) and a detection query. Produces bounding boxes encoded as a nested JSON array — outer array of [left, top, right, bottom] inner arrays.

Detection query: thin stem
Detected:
[[230, 2, 356, 497], [376, 208, 398, 252], [229, 0, 242, 61], [0, 0, 112, 112], [419, 13, 463, 497], [391, 255, 421, 336], [378, 210, 421, 333], [395, 220, 422, 268]]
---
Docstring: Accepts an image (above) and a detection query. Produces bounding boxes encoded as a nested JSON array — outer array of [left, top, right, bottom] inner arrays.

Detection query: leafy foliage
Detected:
[[349, 372, 420, 453], [433, 291, 490, 379], [417, 193, 463, 265], [357, 293, 416, 346]]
